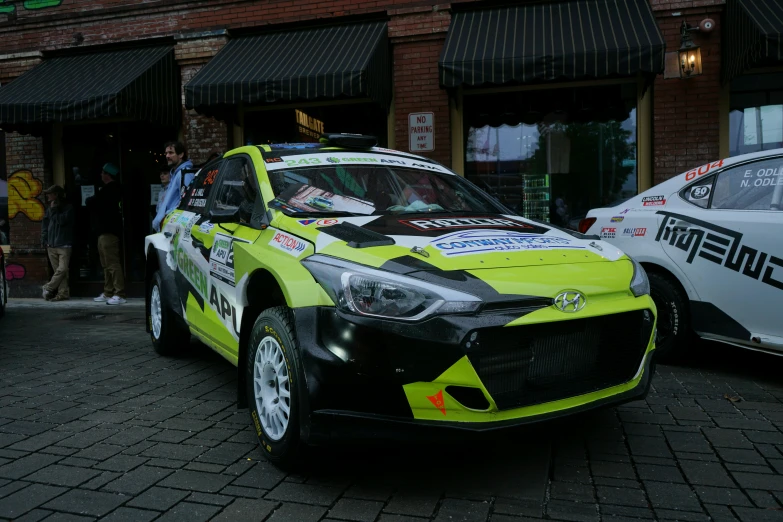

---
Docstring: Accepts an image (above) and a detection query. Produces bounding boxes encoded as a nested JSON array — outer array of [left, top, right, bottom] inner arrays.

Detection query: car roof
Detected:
[[645, 147, 783, 196]]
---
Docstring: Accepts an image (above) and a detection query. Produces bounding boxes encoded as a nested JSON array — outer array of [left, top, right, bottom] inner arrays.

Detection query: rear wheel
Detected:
[[649, 271, 692, 362], [148, 270, 190, 355], [246, 306, 303, 469]]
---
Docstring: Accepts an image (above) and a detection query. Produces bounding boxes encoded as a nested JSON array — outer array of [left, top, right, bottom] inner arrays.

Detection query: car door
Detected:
[[160, 161, 220, 333], [188, 154, 263, 357], [655, 155, 783, 349]]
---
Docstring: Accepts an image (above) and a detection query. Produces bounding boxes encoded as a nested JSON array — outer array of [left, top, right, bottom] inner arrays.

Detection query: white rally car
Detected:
[[580, 149, 783, 360]]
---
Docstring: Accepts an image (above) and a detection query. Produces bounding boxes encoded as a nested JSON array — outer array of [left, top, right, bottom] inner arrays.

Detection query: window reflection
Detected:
[[730, 73, 783, 157], [463, 84, 638, 229]]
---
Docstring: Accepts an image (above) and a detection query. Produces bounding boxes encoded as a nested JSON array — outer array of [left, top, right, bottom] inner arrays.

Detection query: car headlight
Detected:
[[629, 257, 650, 297], [302, 254, 481, 321]]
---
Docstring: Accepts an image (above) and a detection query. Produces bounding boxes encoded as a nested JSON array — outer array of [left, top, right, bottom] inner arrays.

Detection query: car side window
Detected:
[[179, 160, 221, 214], [210, 156, 265, 227], [710, 157, 783, 211], [680, 176, 715, 209]]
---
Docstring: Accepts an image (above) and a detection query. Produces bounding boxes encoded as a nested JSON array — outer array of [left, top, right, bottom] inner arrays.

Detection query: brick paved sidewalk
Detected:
[[1, 301, 783, 521]]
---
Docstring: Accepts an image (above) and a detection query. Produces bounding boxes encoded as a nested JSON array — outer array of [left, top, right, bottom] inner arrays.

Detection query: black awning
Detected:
[[723, 0, 783, 84], [439, 0, 665, 88], [0, 46, 179, 130], [185, 22, 390, 118]]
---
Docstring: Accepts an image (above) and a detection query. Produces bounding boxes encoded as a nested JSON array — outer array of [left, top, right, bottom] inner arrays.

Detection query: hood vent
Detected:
[[318, 221, 395, 249]]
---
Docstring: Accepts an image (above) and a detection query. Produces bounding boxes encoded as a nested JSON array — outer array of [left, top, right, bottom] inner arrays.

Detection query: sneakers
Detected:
[[94, 293, 109, 302], [51, 295, 69, 302], [106, 296, 127, 305], [42, 286, 54, 300]]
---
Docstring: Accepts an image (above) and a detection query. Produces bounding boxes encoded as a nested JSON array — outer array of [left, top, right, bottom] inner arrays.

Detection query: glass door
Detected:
[[62, 121, 176, 297]]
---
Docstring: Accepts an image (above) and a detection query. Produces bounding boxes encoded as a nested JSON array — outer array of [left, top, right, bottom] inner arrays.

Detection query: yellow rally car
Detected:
[[144, 133, 657, 467]]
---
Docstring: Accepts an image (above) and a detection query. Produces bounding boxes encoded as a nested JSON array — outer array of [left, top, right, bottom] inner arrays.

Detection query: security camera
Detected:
[[699, 19, 715, 32]]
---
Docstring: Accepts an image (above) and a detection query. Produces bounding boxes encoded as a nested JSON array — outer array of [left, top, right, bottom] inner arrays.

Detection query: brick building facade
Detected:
[[0, 0, 780, 297]]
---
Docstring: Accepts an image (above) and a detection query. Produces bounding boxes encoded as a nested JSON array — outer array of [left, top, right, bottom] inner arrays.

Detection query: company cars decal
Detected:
[[656, 211, 783, 291], [430, 230, 580, 256]]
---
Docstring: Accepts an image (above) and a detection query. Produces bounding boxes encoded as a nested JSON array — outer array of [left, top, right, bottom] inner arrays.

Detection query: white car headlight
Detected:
[[629, 257, 650, 297], [302, 255, 481, 321]]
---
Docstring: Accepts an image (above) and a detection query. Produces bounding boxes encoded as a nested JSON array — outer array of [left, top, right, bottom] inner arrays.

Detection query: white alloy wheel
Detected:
[[150, 284, 162, 339], [253, 336, 291, 441]]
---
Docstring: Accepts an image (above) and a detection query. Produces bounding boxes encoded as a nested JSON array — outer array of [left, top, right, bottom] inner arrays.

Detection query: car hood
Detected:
[[273, 213, 626, 270]]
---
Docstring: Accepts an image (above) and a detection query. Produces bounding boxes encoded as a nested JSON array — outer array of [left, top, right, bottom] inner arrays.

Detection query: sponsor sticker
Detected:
[[656, 210, 783, 292], [622, 227, 647, 237], [619, 208, 630, 215], [610, 216, 624, 223], [298, 219, 317, 226], [430, 230, 579, 256], [199, 221, 214, 233], [269, 231, 307, 257], [400, 216, 533, 231], [426, 390, 446, 416], [208, 233, 245, 286], [642, 195, 666, 206], [262, 152, 454, 174], [600, 227, 617, 239], [316, 218, 339, 226]]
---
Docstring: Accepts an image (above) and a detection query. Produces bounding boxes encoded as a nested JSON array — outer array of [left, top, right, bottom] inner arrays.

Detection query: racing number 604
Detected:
[[685, 160, 724, 181]]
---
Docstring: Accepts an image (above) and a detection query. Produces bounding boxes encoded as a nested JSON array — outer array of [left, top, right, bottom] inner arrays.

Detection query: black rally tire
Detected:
[[246, 306, 303, 469], [649, 271, 691, 362], [148, 270, 190, 355]]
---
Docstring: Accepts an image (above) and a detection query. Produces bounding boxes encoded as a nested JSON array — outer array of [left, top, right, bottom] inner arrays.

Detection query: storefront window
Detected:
[[244, 103, 387, 146], [464, 83, 638, 229], [0, 131, 8, 245], [730, 73, 783, 157]]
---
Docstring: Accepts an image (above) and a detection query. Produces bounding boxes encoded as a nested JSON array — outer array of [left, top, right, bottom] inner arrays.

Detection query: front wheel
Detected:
[[246, 306, 303, 469], [649, 272, 692, 362], [148, 270, 190, 355]]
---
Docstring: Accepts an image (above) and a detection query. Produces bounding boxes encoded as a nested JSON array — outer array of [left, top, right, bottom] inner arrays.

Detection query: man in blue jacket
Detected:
[[152, 141, 194, 232]]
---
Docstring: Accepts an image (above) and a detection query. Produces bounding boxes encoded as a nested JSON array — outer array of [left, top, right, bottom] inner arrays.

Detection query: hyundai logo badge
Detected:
[[554, 291, 586, 313]]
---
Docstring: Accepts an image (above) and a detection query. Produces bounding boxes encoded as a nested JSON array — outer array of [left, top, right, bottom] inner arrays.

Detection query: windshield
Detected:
[[267, 165, 511, 216]]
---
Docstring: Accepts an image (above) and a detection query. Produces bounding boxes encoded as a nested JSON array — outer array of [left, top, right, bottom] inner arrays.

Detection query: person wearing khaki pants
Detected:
[[97, 233, 125, 301], [85, 162, 126, 305], [41, 185, 74, 301]]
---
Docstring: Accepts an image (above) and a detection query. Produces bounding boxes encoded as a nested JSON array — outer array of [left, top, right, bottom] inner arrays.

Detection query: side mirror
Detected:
[[209, 208, 240, 224]]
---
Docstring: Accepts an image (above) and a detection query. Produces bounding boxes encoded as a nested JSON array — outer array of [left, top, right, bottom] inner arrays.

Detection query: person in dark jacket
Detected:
[[41, 185, 74, 301], [85, 163, 126, 305]]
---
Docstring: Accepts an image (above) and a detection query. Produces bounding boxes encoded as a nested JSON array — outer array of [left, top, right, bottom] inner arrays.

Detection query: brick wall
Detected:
[[176, 36, 230, 165], [5, 132, 50, 298], [650, 0, 724, 11], [652, 6, 723, 184], [389, 5, 452, 167]]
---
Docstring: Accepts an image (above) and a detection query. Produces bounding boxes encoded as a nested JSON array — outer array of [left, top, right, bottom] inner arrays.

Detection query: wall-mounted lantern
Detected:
[[678, 18, 714, 79]]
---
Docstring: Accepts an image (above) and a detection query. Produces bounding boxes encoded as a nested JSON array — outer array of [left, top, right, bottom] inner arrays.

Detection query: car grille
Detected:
[[467, 310, 653, 411]]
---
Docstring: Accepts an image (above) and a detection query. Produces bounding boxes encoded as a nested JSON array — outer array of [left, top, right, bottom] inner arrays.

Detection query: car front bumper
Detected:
[[291, 301, 657, 444]]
